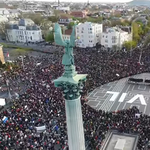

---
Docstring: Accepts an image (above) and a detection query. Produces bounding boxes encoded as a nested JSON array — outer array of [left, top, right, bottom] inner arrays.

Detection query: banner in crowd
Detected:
[[35, 125, 46, 133], [135, 113, 141, 118], [2, 116, 8, 124], [0, 98, 5, 106]]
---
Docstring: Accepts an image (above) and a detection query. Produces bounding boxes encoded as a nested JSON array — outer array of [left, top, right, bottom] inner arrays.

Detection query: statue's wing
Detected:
[[54, 23, 66, 46], [69, 25, 76, 47]]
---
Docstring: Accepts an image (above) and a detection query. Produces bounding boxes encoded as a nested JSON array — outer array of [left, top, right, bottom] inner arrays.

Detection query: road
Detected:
[[0, 40, 63, 54]]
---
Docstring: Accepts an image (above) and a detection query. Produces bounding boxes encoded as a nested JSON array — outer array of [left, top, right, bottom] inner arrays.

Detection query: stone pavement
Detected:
[[87, 73, 150, 115]]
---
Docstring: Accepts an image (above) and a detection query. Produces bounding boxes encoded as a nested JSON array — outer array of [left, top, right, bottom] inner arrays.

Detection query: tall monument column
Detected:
[[54, 23, 87, 150]]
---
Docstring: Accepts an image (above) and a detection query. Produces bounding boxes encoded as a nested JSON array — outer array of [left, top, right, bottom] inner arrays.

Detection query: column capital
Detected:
[[57, 80, 86, 100]]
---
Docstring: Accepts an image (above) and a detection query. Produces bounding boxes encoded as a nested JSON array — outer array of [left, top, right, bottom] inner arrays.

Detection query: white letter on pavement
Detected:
[[127, 94, 147, 105], [106, 91, 119, 102], [118, 93, 127, 102]]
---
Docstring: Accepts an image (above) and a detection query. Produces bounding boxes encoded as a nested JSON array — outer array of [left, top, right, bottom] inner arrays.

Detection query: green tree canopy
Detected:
[[123, 40, 137, 50], [21, 13, 44, 25], [67, 22, 75, 29], [45, 31, 54, 42]]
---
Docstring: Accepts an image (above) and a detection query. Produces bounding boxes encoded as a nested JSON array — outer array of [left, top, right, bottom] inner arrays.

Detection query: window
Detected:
[[112, 40, 116, 43], [112, 36, 117, 40], [106, 36, 108, 38], [105, 39, 108, 43]]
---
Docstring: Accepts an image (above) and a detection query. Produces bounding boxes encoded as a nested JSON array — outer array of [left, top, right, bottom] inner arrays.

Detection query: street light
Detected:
[[6, 79, 11, 101], [20, 56, 25, 71]]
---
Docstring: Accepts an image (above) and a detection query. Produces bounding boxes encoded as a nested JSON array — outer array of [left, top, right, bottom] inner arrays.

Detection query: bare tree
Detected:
[[0, 22, 9, 41]]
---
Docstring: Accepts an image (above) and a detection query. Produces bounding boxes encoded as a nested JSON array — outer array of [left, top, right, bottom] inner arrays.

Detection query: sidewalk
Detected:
[[0, 41, 60, 54]]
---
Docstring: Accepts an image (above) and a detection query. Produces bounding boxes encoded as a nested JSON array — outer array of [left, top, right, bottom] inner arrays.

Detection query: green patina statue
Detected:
[[54, 23, 87, 100], [54, 23, 76, 66]]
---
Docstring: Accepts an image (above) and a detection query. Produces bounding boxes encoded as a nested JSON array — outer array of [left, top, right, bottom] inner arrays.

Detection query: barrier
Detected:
[[145, 79, 150, 83], [128, 78, 150, 85], [128, 78, 143, 83]]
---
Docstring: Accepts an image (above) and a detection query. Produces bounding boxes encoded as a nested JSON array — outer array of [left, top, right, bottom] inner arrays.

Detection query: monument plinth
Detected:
[[54, 23, 87, 150]]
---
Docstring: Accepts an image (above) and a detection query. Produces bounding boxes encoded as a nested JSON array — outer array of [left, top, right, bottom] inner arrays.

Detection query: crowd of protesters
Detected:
[[0, 45, 149, 150]]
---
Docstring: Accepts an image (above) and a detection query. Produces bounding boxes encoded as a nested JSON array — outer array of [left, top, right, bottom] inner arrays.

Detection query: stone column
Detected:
[[65, 96, 85, 150]]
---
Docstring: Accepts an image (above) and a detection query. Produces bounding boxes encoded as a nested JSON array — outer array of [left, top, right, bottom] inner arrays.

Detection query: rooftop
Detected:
[[101, 130, 139, 150], [64, 29, 72, 35]]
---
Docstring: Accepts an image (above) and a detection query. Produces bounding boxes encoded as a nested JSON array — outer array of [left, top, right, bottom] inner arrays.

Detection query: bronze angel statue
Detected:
[[54, 23, 76, 66]]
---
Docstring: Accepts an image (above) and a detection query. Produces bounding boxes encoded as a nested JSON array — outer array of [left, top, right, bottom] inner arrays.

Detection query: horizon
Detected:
[[12, 0, 133, 3]]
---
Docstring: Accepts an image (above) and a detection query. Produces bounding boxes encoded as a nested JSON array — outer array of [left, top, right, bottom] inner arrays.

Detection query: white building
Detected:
[[101, 27, 132, 49], [0, 8, 19, 19], [7, 19, 43, 43], [56, 6, 70, 11], [76, 22, 103, 48]]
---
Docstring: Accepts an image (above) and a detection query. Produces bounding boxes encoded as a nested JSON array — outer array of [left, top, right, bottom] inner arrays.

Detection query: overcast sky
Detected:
[[33, 0, 133, 3]]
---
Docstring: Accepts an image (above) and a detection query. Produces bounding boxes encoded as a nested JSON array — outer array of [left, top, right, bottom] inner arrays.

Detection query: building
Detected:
[[0, 8, 19, 19], [70, 10, 88, 18], [62, 29, 72, 41], [56, 6, 70, 12], [6, 19, 43, 43], [101, 27, 132, 49], [76, 22, 103, 48], [59, 15, 73, 24], [100, 130, 139, 150]]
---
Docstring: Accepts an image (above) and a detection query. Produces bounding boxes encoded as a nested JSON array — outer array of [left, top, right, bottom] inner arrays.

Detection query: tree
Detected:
[[123, 40, 137, 50], [45, 31, 54, 42], [48, 16, 59, 23], [67, 22, 75, 29], [40, 20, 53, 38], [0, 22, 9, 41], [132, 22, 142, 42], [144, 34, 150, 46], [22, 13, 44, 26]]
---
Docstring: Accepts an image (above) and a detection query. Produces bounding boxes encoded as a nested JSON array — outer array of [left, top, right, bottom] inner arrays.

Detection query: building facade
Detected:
[[62, 29, 72, 41], [59, 15, 73, 24], [6, 19, 43, 43], [101, 27, 132, 49], [76, 22, 103, 48], [70, 10, 88, 18]]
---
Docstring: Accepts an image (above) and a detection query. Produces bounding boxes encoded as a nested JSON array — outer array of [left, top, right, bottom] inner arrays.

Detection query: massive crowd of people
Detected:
[[0, 45, 149, 149]]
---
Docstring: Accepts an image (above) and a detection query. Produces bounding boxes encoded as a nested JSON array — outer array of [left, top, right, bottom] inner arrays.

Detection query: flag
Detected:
[[2, 116, 8, 124], [7, 52, 9, 58], [35, 125, 46, 133]]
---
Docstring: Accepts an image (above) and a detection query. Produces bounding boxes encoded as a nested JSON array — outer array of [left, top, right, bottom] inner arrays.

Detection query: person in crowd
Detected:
[[0, 45, 149, 150]]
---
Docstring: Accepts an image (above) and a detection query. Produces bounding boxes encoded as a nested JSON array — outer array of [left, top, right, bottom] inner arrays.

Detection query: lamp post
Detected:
[[21, 56, 25, 71], [6, 79, 11, 101]]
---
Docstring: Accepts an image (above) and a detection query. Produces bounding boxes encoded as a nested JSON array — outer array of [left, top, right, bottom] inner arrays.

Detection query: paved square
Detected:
[[87, 73, 150, 115]]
